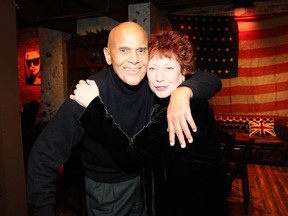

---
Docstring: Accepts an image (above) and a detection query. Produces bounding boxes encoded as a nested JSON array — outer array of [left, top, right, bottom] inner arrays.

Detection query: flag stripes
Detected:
[[210, 14, 288, 116]]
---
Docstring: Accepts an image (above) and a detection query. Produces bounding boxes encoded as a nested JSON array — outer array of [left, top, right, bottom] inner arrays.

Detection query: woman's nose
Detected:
[[155, 71, 164, 82]]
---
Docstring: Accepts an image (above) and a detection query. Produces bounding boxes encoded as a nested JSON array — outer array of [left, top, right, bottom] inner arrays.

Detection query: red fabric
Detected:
[[210, 14, 288, 116]]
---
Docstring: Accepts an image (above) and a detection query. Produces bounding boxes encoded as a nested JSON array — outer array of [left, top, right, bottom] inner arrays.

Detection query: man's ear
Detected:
[[103, 47, 112, 65]]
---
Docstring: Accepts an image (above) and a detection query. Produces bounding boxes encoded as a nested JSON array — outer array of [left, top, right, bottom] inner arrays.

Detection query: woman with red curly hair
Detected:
[[71, 30, 227, 215]]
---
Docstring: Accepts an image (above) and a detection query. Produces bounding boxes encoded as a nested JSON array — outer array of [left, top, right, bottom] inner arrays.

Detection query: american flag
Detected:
[[249, 121, 276, 136], [168, 15, 239, 78], [169, 14, 288, 117], [210, 14, 288, 116]]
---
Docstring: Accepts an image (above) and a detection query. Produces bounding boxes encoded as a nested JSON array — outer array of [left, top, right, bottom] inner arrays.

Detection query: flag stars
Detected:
[[169, 16, 238, 79]]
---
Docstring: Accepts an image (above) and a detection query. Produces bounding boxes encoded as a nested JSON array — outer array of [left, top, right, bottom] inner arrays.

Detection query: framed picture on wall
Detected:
[[25, 51, 41, 85]]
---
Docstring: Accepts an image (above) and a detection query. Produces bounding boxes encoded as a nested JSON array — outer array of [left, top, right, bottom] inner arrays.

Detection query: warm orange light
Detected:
[[234, 7, 246, 16]]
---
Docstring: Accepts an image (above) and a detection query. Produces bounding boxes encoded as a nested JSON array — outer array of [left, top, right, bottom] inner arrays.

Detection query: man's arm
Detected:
[[167, 70, 221, 148], [180, 70, 222, 99], [27, 100, 85, 216]]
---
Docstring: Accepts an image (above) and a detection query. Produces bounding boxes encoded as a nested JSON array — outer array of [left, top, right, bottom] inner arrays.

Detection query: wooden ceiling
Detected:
[[16, 0, 253, 33]]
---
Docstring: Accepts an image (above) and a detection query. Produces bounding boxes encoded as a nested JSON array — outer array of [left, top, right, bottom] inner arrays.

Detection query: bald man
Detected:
[[27, 22, 221, 216]]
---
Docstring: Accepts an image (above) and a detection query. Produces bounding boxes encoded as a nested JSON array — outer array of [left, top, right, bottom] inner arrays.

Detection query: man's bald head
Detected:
[[107, 21, 148, 49], [103, 22, 149, 86]]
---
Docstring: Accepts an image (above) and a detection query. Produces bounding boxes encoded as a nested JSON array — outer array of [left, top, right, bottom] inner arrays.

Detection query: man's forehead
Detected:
[[117, 45, 148, 49], [114, 37, 148, 49]]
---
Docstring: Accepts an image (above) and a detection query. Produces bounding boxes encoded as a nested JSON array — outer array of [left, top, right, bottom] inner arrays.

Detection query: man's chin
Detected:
[[125, 77, 145, 86], [126, 81, 141, 86]]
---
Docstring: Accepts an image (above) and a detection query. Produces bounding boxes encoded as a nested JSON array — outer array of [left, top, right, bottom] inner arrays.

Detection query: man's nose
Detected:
[[128, 51, 138, 64]]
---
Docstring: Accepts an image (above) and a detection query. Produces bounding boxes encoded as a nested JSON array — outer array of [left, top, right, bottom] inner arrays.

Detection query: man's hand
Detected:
[[167, 86, 197, 148], [69, 79, 99, 108]]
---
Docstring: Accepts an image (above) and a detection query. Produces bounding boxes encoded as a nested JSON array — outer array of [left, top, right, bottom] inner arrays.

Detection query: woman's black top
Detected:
[[78, 96, 226, 215]]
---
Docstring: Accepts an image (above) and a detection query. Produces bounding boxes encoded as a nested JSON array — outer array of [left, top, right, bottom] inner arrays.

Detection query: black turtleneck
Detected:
[[80, 66, 156, 182]]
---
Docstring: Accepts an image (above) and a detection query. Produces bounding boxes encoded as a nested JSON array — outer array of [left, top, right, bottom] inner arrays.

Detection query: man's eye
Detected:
[[120, 48, 128, 53], [138, 48, 147, 54]]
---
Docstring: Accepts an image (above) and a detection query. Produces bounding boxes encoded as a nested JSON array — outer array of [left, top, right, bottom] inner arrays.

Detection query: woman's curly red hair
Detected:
[[148, 30, 195, 76]]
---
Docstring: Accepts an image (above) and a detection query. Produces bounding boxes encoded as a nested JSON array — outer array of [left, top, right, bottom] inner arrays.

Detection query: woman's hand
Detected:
[[167, 86, 197, 148], [69, 79, 99, 108]]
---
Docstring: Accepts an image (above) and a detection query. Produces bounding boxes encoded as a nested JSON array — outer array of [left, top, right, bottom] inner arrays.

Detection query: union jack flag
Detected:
[[249, 121, 276, 136]]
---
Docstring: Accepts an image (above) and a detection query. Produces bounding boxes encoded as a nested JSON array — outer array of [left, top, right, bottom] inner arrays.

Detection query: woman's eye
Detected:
[[148, 67, 155, 71], [167, 67, 174, 70]]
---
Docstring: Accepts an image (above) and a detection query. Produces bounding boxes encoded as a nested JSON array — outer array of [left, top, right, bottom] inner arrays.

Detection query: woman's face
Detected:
[[147, 55, 184, 98]]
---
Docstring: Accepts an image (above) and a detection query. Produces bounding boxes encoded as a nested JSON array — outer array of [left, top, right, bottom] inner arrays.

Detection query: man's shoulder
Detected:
[[88, 66, 110, 81]]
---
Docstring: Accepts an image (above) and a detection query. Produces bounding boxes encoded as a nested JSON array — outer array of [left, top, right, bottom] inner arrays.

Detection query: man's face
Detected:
[[104, 25, 148, 86]]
